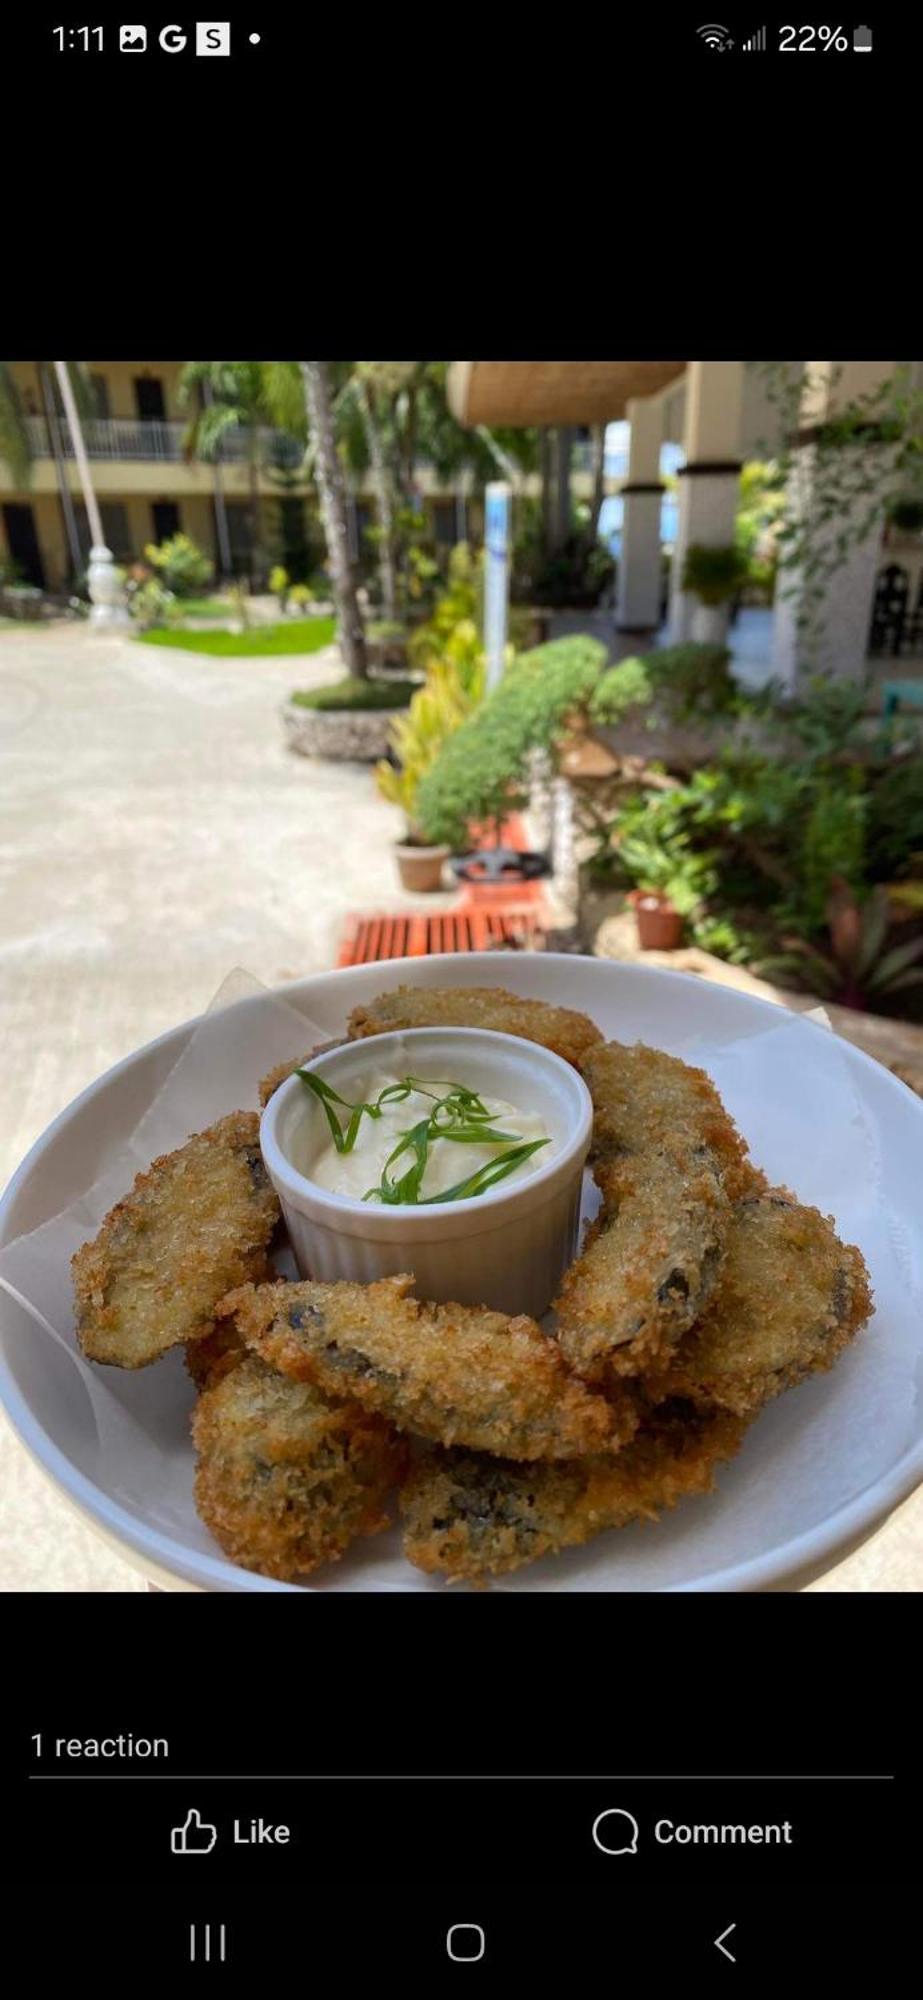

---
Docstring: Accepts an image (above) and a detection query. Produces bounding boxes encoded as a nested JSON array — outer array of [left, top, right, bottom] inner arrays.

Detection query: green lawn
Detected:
[[135, 617, 337, 657], [171, 596, 234, 619]]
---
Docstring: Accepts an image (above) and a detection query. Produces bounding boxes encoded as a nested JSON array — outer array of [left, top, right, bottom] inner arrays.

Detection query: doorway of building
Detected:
[[151, 502, 181, 544], [134, 377, 166, 421], [2, 504, 46, 588]]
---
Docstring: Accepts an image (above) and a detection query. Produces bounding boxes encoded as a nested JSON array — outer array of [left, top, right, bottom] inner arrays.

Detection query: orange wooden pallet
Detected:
[[336, 904, 549, 967]]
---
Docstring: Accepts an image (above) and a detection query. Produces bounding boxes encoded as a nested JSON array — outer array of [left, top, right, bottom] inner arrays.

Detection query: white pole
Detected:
[[484, 480, 511, 692], [53, 360, 130, 626]]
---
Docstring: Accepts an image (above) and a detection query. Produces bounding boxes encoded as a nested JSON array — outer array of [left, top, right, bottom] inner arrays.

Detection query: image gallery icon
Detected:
[[196, 21, 232, 54], [119, 25, 147, 50]]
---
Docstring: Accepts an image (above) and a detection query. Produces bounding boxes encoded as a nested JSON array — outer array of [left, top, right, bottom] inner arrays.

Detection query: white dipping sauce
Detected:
[[306, 1074, 550, 1203]]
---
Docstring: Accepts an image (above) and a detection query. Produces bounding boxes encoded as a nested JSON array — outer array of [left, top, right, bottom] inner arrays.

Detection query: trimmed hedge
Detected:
[[290, 678, 417, 713], [415, 636, 606, 850]]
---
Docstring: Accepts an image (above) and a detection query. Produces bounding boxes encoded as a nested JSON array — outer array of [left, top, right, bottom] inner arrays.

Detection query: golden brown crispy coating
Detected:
[[258, 1039, 346, 1108], [644, 1189, 873, 1419], [219, 1273, 637, 1460], [554, 1043, 754, 1382], [185, 1318, 247, 1391], [347, 984, 603, 1070], [72, 1112, 279, 1370], [192, 1355, 405, 1580], [400, 1405, 746, 1582]]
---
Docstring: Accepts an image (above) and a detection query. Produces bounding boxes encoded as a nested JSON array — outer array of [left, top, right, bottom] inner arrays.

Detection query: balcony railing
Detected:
[[23, 416, 304, 469]]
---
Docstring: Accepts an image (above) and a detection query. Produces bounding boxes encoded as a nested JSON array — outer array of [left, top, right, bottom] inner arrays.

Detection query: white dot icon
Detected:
[[249, 31, 260, 41]]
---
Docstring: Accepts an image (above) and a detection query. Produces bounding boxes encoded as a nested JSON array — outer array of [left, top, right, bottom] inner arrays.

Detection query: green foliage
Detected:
[[867, 760, 923, 877], [529, 534, 615, 609], [681, 544, 749, 606], [887, 497, 923, 535], [800, 776, 867, 927], [615, 818, 715, 917], [590, 645, 736, 728], [291, 677, 416, 712], [269, 565, 289, 603], [376, 655, 485, 832], [137, 617, 336, 657], [416, 637, 606, 850], [126, 576, 177, 627], [759, 884, 923, 1009], [288, 583, 314, 610], [144, 533, 213, 597], [589, 658, 653, 724], [758, 362, 923, 666]]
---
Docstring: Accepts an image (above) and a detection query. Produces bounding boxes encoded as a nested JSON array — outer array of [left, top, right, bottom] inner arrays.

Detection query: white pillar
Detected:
[[771, 361, 899, 690], [53, 361, 131, 627], [669, 361, 745, 643], [616, 395, 663, 635]]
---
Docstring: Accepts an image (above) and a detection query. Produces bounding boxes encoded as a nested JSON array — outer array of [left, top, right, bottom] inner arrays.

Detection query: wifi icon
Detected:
[[742, 24, 767, 48], [696, 22, 734, 47]]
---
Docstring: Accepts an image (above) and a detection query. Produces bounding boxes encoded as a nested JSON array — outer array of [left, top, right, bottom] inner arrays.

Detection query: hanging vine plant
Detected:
[[756, 361, 923, 667]]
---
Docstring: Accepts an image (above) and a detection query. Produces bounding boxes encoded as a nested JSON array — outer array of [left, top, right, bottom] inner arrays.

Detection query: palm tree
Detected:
[[0, 364, 32, 489], [181, 361, 275, 586], [301, 362, 368, 679]]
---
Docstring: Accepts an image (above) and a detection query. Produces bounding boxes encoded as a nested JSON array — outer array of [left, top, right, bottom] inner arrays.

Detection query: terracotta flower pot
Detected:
[[629, 890, 684, 951], [395, 841, 450, 893]]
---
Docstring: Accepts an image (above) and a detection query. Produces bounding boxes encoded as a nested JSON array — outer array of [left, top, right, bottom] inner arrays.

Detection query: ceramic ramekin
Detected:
[[259, 1027, 593, 1318]]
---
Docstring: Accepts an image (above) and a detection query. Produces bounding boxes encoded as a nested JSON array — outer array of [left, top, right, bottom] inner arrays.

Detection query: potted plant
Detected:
[[376, 659, 482, 891], [617, 829, 704, 951], [682, 544, 749, 643]]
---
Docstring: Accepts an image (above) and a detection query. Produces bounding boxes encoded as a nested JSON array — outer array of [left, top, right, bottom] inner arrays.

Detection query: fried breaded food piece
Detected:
[[554, 1042, 754, 1384], [219, 1273, 638, 1460], [644, 1189, 873, 1419], [258, 1038, 345, 1108], [72, 1112, 280, 1369], [401, 1405, 745, 1582], [186, 1318, 247, 1391], [347, 984, 603, 1070], [192, 1355, 405, 1580]]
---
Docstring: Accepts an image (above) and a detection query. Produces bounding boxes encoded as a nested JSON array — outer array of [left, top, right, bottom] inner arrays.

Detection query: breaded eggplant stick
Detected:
[[401, 1405, 745, 1583], [258, 1039, 345, 1108], [347, 985, 603, 1070], [72, 1112, 279, 1369], [219, 1274, 638, 1461], [186, 1318, 248, 1391], [193, 1355, 405, 1581], [643, 1189, 873, 1419], [554, 1043, 754, 1383]]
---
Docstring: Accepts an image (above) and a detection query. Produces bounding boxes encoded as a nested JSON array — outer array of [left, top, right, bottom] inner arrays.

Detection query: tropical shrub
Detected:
[[144, 532, 213, 597], [590, 644, 735, 726], [376, 655, 486, 837], [416, 637, 606, 849]]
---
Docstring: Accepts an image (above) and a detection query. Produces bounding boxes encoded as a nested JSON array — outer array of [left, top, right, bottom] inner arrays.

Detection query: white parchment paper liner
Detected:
[[1, 970, 919, 1590]]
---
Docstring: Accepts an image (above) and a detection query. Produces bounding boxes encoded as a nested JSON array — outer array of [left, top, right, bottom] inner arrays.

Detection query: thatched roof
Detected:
[[447, 360, 686, 427]]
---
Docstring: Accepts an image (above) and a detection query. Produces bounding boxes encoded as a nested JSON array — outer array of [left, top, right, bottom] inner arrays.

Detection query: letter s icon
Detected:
[[159, 24, 187, 50], [196, 22, 232, 55]]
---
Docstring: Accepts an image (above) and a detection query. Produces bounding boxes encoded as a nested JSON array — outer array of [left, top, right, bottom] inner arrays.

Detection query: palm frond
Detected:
[[0, 364, 32, 487]]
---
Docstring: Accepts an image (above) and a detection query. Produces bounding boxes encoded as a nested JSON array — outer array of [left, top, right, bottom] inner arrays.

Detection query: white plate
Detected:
[[1, 953, 922, 1593]]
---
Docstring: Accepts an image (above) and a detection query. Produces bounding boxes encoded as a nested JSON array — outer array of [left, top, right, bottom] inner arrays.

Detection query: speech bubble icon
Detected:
[[592, 1808, 640, 1856]]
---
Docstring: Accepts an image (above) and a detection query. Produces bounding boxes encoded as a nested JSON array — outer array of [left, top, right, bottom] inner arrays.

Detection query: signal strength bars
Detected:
[[743, 25, 766, 48]]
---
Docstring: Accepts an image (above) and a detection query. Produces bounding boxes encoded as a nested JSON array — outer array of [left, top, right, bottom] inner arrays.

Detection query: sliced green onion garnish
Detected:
[[297, 1070, 550, 1206]]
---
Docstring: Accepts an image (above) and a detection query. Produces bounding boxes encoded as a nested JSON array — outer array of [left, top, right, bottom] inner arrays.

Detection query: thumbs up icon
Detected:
[[170, 1808, 218, 1855]]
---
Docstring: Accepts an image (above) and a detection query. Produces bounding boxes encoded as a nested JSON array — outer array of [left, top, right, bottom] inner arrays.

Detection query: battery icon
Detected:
[[853, 25, 873, 50]]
